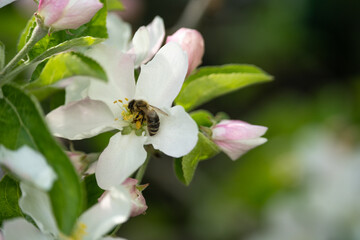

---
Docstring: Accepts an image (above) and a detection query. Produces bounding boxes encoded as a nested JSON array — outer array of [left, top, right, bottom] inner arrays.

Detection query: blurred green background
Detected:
[[1, 0, 360, 239]]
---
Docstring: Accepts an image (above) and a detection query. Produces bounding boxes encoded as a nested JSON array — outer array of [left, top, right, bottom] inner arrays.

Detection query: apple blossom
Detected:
[[36, 0, 103, 31], [46, 42, 198, 190], [212, 120, 268, 160], [2, 183, 131, 240], [121, 178, 148, 217], [106, 13, 165, 67], [166, 28, 205, 76]]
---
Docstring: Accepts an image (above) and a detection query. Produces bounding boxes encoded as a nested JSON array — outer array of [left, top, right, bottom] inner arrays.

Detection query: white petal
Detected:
[[142, 16, 165, 63], [64, 76, 91, 103], [0, 146, 57, 191], [46, 98, 116, 140], [148, 105, 198, 157], [19, 183, 58, 236], [95, 132, 147, 190], [79, 185, 131, 240], [101, 237, 127, 240], [85, 44, 136, 100], [134, 42, 188, 108], [105, 13, 132, 51], [2, 218, 52, 240], [131, 26, 150, 67]]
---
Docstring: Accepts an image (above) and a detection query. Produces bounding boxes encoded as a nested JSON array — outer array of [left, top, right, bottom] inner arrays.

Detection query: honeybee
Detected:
[[128, 99, 168, 136]]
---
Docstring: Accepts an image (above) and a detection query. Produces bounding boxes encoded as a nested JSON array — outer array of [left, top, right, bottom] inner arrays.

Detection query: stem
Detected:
[[135, 153, 151, 184], [110, 224, 122, 237], [0, 23, 47, 86]]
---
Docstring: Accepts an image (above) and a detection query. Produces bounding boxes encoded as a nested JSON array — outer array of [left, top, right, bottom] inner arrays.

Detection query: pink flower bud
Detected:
[[166, 28, 205, 76], [37, 0, 103, 31], [121, 178, 148, 217], [212, 120, 268, 160]]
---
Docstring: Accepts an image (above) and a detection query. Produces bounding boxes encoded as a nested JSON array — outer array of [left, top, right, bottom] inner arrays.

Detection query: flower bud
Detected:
[[166, 28, 205, 76], [121, 178, 148, 217], [37, 0, 103, 31], [212, 120, 268, 160]]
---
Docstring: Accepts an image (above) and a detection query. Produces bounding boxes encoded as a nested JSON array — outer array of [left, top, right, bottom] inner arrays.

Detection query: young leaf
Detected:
[[0, 175, 23, 225], [17, 0, 107, 61], [0, 41, 5, 70], [0, 84, 83, 235], [190, 110, 214, 127], [175, 64, 273, 111], [107, 0, 124, 10], [174, 132, 220, 185], [26, 52, 107, 89]]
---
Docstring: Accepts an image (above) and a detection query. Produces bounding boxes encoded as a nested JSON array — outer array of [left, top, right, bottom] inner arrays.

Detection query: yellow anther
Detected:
[[136, 121, 142, 129], [114, 118, 118, 121], [118, 99, 123, 103], [113, 100, 117, 104], [125, 98, 129, 101]]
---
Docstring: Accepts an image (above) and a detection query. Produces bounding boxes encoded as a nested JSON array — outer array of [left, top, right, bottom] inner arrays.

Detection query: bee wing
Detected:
[[149, 105, 169, 116]]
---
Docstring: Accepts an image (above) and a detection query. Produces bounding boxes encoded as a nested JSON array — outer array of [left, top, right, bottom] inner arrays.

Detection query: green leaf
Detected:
[[190, 110, 214, 127], [17, 0, 107, 61], [175, 64, 273, 111], [84, 174, 104, 210], [26, 52, 107, 89], [174, 132, 220, 185], [0, 41, 5, 70], [0, 175, 23, 225], [0, 84, 83, 235], [107, 0, 124, 10]]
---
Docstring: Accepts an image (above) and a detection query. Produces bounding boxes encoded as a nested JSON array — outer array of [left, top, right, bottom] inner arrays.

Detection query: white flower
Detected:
[[1, 183, 131, 240], [105, 13, 165, 67], [46, 42, 198, 189]]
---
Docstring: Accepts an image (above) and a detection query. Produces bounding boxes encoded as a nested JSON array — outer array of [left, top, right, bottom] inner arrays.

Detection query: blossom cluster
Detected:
[[0, 0, 269, 239]]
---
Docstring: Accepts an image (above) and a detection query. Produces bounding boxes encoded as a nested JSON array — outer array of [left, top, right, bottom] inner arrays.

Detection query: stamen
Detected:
[[136, 121, 142, 129], [118, 99, 123, 103], [114, 118, 118, 121], [113, 100, 117, 104], [125, 98, 129, 101]]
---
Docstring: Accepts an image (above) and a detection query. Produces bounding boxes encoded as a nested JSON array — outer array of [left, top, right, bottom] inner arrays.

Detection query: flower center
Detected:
[[113, 98, 147, 136], [59, 222, 87, 240]]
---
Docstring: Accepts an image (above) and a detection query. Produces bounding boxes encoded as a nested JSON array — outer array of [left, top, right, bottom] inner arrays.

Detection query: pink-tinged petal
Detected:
[[95, 133, 147, 190], [2, 218, 52, 240], [147, 105, 198, 157], [134, 42, 188, 108], [19, 183, 58, 236], [46, 98, 116, 140], [0, 146, 57, 191], [214, 138, 268, 160], [79, 185, 131, 240], [38, 0, 68, 26], [142, 16, 165, 63], [122, 178, 148, 217], [128, 16, 165, 67], [166, 28, 204, 76], [212, 120, 268, 160], [212, 120, 268, 141], [130, 26, 150, 67], [44, 0, 103, 30]]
